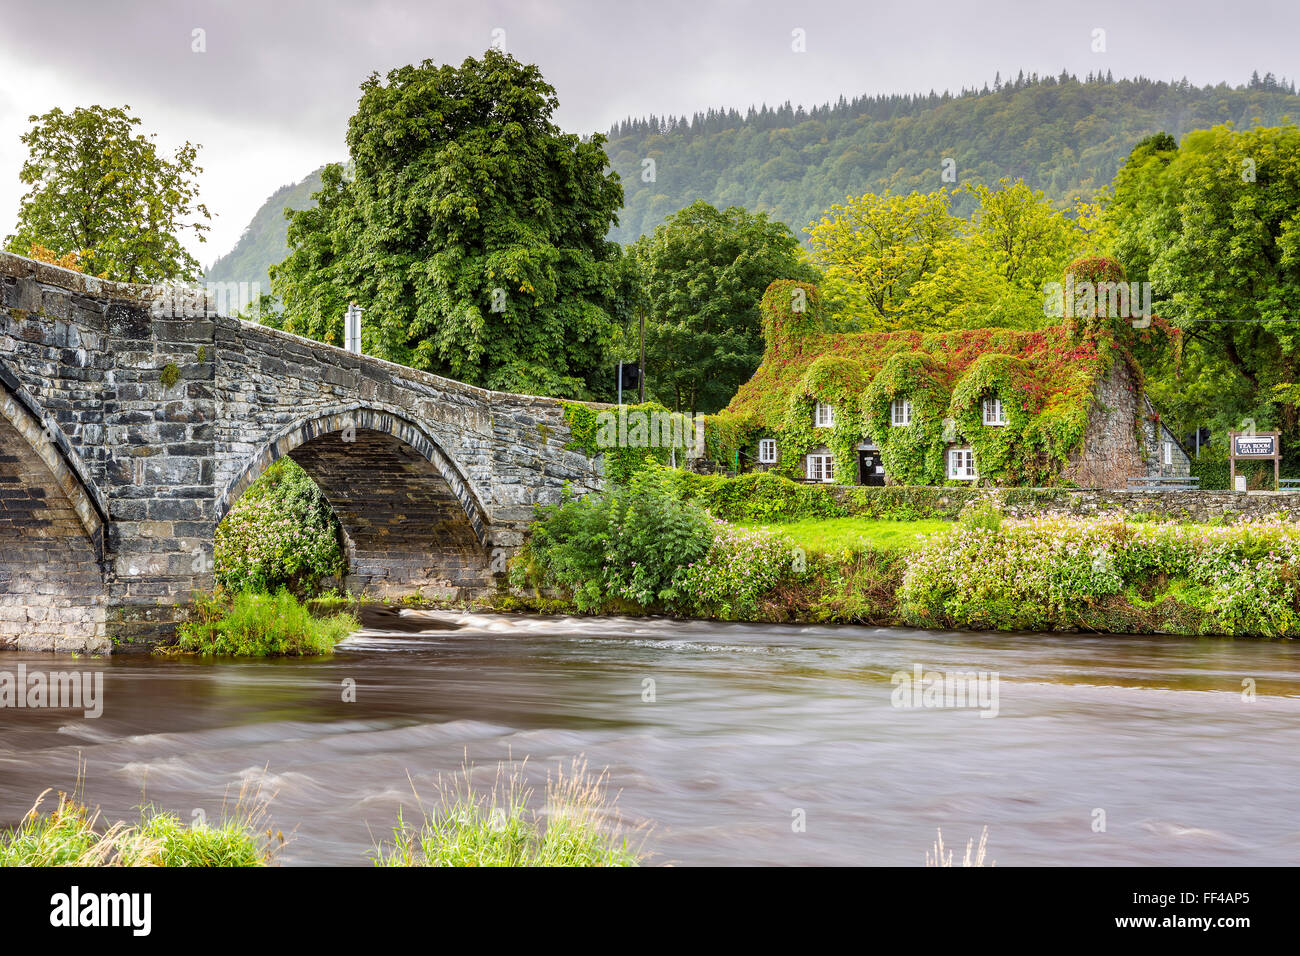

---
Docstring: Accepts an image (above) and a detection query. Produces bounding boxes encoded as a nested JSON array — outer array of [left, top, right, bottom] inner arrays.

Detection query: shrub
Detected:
[[177, 590, 358, 657], [957, 499, 1003, 532], [215, 458, 346, 595], [662, 468, 969, 522], [668, 469, 847, 522], [512, 469, 714, 612], [675, 518, 801, 619], [900, 515, 1300, 636]]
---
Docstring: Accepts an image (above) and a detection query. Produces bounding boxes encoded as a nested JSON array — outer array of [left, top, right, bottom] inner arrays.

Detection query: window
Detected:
[[806, 454, 835, 483], [758, 438, 777, 464], [983, 396, 1006, 426], [1163, 440, 1173, 465], [948, 447, 976, 481], [891, 398, 912, 427], [814, 402, 835, 428]]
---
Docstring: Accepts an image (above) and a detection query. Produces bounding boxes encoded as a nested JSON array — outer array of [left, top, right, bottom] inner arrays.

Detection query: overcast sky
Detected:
[[1, 0, 1297, 267]]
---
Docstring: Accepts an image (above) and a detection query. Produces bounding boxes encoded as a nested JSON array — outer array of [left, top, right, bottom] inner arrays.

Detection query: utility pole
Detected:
[[345, 303, 363, 355], [639, 307, 646, 403]]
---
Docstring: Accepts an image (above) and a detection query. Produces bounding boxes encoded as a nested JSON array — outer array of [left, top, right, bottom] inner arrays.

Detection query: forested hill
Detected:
[[204, 166, 327, 291], [205, 71, 1300, 289], [605, 70, 1300, 243]]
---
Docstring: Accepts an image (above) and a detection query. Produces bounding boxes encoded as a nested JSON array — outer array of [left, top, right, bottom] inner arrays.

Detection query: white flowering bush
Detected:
[[900, 516, 1300, 636], [215, 459, 346, 595], [674, 519, 801, 619]]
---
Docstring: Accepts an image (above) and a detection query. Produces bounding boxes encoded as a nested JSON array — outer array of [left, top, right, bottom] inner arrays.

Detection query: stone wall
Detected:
[[828, 484, 1300, 523], [0, 252, 603, 652], [1062, 359, 1191, 487]]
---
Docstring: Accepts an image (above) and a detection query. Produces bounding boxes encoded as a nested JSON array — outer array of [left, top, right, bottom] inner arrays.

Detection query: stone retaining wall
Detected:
[[829, 484, 1300, 523]]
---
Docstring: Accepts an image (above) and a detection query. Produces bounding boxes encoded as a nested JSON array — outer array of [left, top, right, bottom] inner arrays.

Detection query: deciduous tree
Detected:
[[632, 201, 819, 414], [5, 105, 210, 282], [271, 51, 624, 398]]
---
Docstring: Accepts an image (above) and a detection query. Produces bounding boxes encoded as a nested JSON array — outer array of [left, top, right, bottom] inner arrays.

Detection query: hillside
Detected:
[[605, 70, 1300, 243], [204, 72, 1300, 289], [203, 166, 329, 291]]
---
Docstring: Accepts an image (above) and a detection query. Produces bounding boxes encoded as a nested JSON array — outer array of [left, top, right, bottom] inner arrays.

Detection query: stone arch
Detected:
[[218, 405, 494, 597], [0, 362, 109, 540], [0, 373, 108, 650]]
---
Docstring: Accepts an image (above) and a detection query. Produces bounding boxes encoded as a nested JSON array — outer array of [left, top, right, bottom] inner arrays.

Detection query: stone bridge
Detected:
[[0, 252, 604, 652]]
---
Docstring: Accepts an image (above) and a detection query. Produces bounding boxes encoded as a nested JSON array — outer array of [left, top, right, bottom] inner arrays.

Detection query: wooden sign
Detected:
[[1229, 430, 1281, 490]]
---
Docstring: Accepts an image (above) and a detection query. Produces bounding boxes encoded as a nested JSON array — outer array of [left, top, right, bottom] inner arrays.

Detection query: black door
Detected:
[[859, 450, 885, 486]]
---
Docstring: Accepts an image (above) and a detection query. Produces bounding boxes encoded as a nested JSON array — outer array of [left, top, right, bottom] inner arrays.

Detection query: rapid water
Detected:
[[2, 611, 1298, 865]]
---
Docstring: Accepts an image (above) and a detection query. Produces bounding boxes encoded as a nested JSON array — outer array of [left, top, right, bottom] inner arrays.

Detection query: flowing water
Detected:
[[2, 611, 1298, 866]]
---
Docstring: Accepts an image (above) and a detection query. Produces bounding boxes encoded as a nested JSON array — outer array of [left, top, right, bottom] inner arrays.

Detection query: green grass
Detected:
[[0, 790, 277, 867], [374, 760, 642, 867], [741, 517, 952, 554], [176, 589, 359, 657]]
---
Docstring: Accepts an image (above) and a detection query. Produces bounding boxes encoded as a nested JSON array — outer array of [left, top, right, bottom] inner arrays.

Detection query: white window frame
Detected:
[[947, 447, 977, 481], [814, 402, 835, 428], [982, 395, 1006, 426], [891, 398, 912, 427], [1163, 440, 1173, 465], [806, 454, 835, 483], [758, 438, 777, 464]]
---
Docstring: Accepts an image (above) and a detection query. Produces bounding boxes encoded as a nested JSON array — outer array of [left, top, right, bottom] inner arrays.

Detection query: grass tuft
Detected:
[[926, 826, 994, 867], [176, 589, 358, 657], [0, 782, 279, 867], [373, 758, 643, 867]]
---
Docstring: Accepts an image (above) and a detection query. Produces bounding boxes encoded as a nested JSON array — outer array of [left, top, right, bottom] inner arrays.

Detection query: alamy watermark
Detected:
[[0, 664, 103, 718], [594, 407, 706, 459], [50, 886, 150, 936], [149, 281, 262, 320], [891, 663, 999, 718], [1042, 273, 1152, 326]]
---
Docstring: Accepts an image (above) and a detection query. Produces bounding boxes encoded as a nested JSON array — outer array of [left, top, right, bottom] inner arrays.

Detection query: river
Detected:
[[2, 612, 1298, 865]]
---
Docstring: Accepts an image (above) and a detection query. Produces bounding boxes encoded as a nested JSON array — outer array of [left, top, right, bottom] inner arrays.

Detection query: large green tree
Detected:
[[809, 181, 1089, 331], [907, 180, 1092, 328], [271, 51, 624, 398], [630, 201, 819, 414], [4, 105, 210, 282], [807, 188, 958, 329], [1108, 124, 1300, 448]]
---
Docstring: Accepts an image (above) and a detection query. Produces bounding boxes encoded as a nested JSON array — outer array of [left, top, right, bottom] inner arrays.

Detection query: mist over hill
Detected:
[[204, 71, 1300, 290], [605, 70, 1300, 243], [203, 166, 328, 292]]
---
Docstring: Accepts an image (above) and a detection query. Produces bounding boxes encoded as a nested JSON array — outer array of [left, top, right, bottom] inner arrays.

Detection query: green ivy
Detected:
[[560, 400, 683, 485], [711, 268, 1172, 489], [861, 351, 951, 485]]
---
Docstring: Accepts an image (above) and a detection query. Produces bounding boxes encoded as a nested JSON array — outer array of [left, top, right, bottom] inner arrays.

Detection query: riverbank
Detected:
[[503, 472, 1300, 638]]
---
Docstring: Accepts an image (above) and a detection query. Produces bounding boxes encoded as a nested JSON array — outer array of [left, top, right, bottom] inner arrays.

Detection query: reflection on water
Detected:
[[2, 611, 1299, 866]]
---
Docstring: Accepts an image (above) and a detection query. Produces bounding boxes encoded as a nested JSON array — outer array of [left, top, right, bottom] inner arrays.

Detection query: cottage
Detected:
[[711, 276, 1190, 489]]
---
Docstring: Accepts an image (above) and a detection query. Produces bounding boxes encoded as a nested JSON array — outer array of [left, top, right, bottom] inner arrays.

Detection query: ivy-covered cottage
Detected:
[[708, 275, 1190, 489]]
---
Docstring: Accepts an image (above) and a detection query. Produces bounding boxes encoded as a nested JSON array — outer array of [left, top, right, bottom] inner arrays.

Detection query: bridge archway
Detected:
[[219, 406, 494, 596], [0, 376, 108, 651]]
